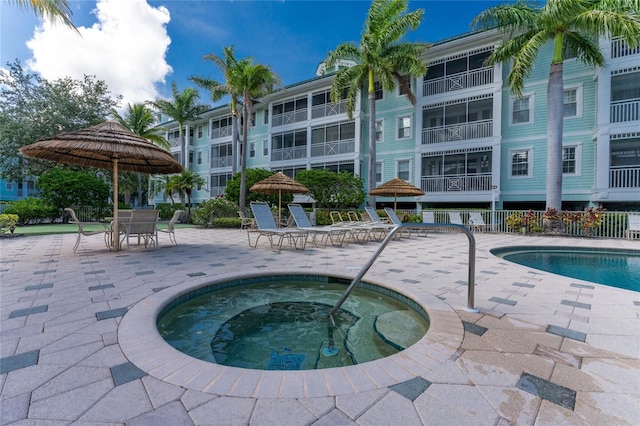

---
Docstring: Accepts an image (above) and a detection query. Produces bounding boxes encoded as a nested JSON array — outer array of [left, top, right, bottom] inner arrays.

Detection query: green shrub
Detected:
[[156, 203, 184, 221], [210, 217, 241, 228], [0, 213, 19, 233], [192, 197, 238, 226], [402, 213, 421, 223], [3, 198, 58, 224]]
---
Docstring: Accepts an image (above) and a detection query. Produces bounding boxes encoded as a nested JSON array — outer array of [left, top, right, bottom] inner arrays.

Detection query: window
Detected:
[[398, 75, 412, 96], [249, 142, 256, 158], [511, 149, 531, 177], [251, 112, 256, 127], [563, 89, 577, 117], [262, 139, 269, 156], [563, 146, 576, 174], [197, 125, 203, 139], [6, 182, 13, 191], [197, 150, 203, 165], [397, 116, 412, 139], [263, 109, 269, 125], [512, 96, 531, 124], [397, 160, 410, 181], [376, 162, 383, 184], [374, 81, 383, 100], [375, 120, 384, 143]]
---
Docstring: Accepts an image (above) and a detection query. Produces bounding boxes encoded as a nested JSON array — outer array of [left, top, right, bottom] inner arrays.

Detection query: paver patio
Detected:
[[1, 228, 638, 425]]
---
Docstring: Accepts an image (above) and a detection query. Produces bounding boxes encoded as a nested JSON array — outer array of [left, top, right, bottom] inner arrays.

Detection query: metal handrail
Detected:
[[328, 223, 478, 316]]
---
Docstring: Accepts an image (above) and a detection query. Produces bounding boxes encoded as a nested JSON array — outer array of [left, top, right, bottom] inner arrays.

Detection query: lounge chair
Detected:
[[422, 211, 435, 223], [448, 211, 464, 226], [64, 207, 110, 252], [626, 213, 640, 240], [120, 209, 159, 249], [384, 207, 425, 237], [288, 204, 347, 247], [157, 210, 184, 245], [468, 212, 490, 232], [249, 202, 309, 252]]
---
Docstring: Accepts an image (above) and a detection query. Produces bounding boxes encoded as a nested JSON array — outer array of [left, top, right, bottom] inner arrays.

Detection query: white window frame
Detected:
[[197, 125, 203, 139], [562, 144, 582, 176], [398, 75, 412, 96], [510, 94, 534, 125], [509, 148, 533, 178], [196, 150, 203, 165], [6, 182, 13, 191], [397, 115, 412, 140], [375, 120, 384, 143], [375, 161, 383, 185], [262, 139, 269, 156], [396, 159, 411, 181], [263, 108, 269, 125], [563, 85, 582, 119], [249, 142, 256, 158], [373, 81, 384, 101]]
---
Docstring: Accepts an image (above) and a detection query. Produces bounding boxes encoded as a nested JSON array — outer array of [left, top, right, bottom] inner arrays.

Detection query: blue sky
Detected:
[[1, 0, 504, 109]]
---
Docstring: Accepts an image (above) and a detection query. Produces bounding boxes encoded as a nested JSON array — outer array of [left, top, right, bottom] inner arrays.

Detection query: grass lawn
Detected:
[[8, 223, 196, 236]]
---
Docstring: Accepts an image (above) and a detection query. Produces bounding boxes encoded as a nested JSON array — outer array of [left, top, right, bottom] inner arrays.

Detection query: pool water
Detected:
[[157, 278, 430, 370], [493, 246, 640, 292]]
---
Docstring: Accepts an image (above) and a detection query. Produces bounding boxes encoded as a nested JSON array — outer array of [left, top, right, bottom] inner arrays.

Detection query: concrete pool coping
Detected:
[[119, 272, 464, 399]]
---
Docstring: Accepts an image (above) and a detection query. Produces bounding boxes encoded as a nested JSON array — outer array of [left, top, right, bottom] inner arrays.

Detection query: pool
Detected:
[[157, 275, 430, 370], [492, 246, 640, 292]]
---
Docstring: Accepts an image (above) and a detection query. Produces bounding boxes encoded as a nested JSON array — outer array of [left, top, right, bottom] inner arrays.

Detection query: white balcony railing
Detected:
[[310, 139, 355, 157], [211, 156, 232, 168], [422, 119, 493, 144], [611, 37, 640, 59], [272, 109, 308, 127], [423, 67, 493, 97], [610, 98, 640, 123], [421, 174, 492, 192], [610, 167, 640, 188], [311, 100, 347, 119], [271, 146, 307, 162]]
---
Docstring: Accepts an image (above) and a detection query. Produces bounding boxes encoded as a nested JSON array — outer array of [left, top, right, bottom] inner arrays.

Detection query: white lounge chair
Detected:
[[384, 207, 424, 237], [238, 210, 255, 230], [157, 209, 184, 245], [468, 212, 490, 232], [626, 213, 640, 240], [64, 207, 110, 252], [249, 202, 308, 252], [448, 211, 464, 226], [422, 211, 435, 223], [288, 204, 347, 247]]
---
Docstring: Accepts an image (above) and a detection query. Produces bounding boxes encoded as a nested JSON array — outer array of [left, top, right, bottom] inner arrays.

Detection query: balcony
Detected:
[[311, 100, 347, 119], [421, 173, 492, 192], [423, 67, 493, 97], [611, 37, 640, 59], [310, 139, 355, 157], [610, 98, 640, 123], [422, 119, 493, 145], [271, 146, 307, 162], [272, 109, 307, 127], [211, 156, 233, 168], [610, 167, 640, 188]]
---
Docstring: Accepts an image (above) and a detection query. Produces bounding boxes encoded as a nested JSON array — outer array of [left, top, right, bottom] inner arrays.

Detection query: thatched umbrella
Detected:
[[250, 172, 309, 226], [369, 177, 425, 211], [20, 121, 183, 250]]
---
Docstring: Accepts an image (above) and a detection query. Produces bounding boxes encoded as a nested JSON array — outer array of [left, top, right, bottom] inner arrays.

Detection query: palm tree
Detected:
[[148, 82, 209, 169], [9, 0, 76, 30], [233, 58, 281, 212], [111, 103, 170, 206], [473, 0, 640, 212], [325, 0, 428, 207], [168, 170, 207, 217], [190, 46, 241, 175]]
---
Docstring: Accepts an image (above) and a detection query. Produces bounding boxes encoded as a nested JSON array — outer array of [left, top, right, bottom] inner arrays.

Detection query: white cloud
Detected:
[[25, 0, 172, 107]]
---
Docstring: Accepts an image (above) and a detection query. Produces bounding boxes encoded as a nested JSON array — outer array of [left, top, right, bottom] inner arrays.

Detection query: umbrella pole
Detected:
[[278, 189, 282, 228], [112, 159, 119, 251]]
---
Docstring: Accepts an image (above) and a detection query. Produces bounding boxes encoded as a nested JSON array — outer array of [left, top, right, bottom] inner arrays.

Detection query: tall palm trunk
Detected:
[[239, 104, 249, 212], [367, 69, 377, 208], [231, 107, 239, 174], [546, 37, 564, 212]]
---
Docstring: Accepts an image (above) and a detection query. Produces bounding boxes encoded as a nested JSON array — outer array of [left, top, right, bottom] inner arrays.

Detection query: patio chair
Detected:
[[468, 212, 490, 232], [288, 204, 347, 247], [157, 210, 184, 245], [384, 207, 425, 238], [422, 211, 435, 223], [249, 202, 309, 252], [238, 210, 255, 230], [64, 207, 110, 252], [120, 209, 159, 249], [626, 213, 640, 240], [448, 211, 464, 226]]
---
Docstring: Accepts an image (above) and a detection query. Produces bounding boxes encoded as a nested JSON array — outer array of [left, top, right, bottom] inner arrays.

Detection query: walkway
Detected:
[[1, 229, 638, 425]]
